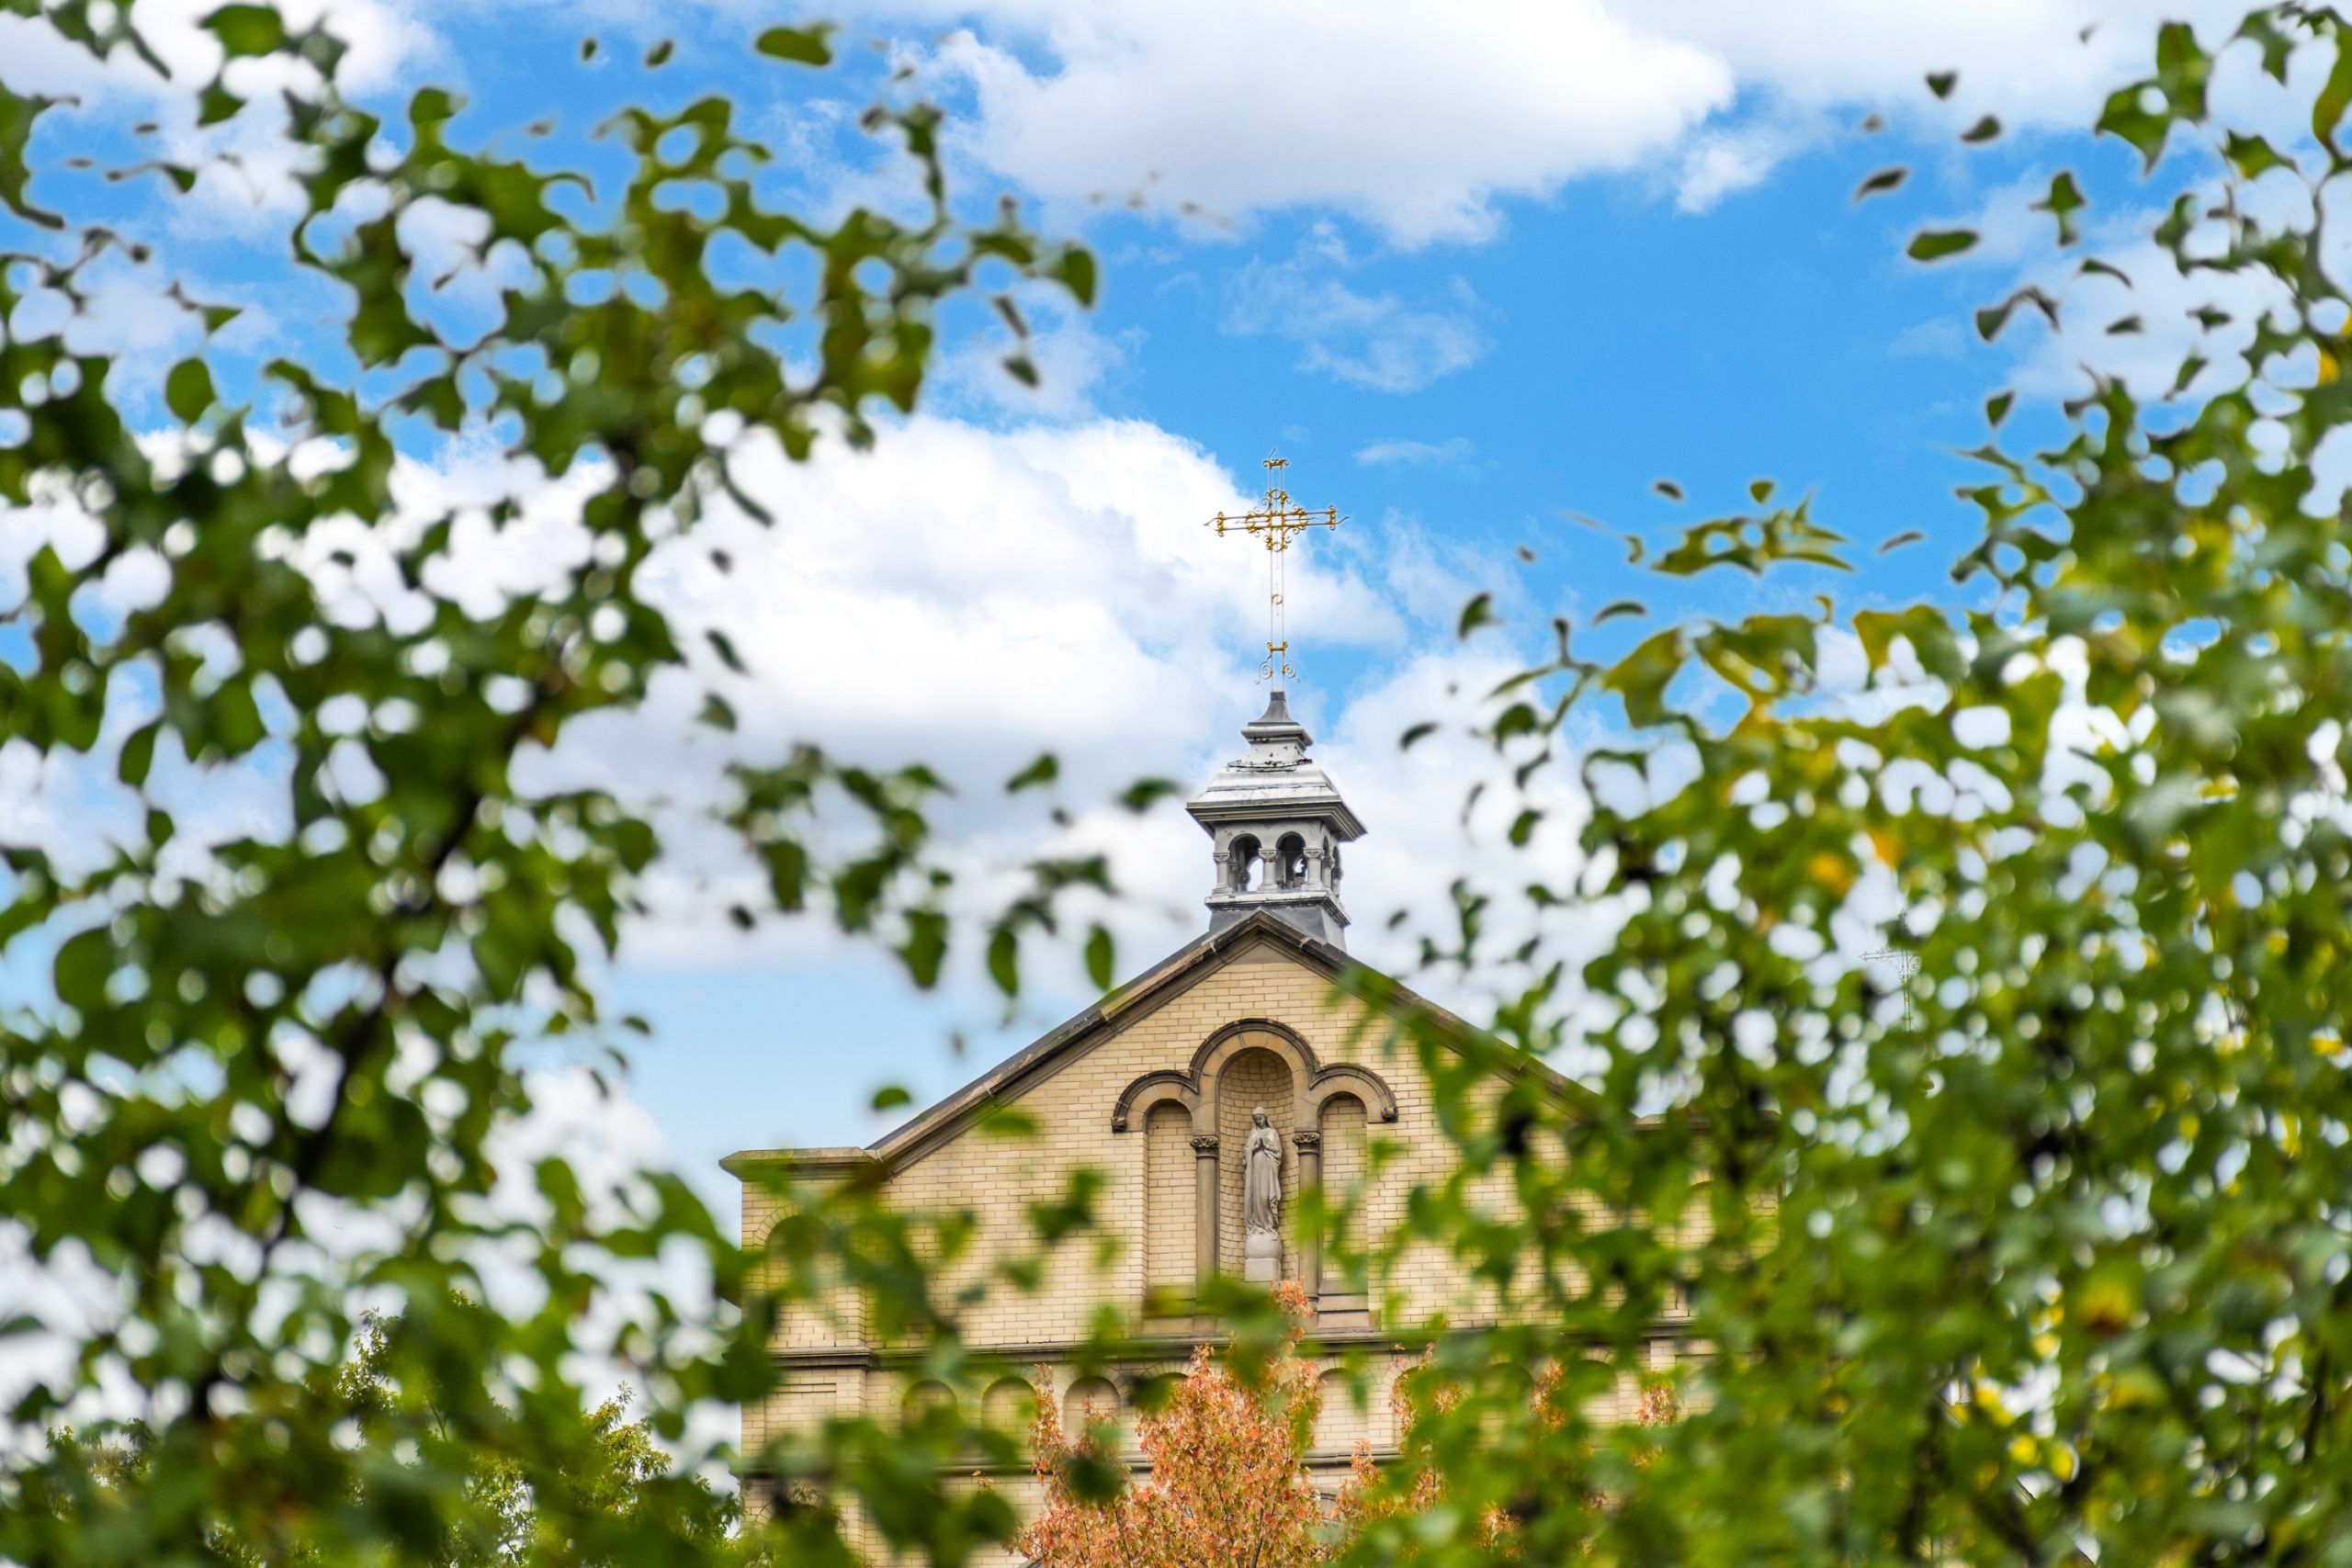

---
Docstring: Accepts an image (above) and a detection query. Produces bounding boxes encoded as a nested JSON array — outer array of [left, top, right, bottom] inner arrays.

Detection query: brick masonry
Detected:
[[734, 932, 1689, 1561]]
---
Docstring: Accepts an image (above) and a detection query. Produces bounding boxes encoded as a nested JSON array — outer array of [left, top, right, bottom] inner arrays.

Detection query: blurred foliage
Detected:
[[1325, 7, 2352, 1563], [13, 3, 2352, 1567], [34, 1313, 733, 1566], [0, 4, 1101, 1563]]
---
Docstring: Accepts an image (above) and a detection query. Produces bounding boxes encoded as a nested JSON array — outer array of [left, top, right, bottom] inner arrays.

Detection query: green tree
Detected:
[[17, 5, 2352, 1568], [40, 1313, 733, 1566], [0, 6, 1102, 1565], [1329, 8, 2352, 1564]]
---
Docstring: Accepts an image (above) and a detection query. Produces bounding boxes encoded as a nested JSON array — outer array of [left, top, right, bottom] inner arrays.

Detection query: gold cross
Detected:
[[1205, 454, 1344, 683]]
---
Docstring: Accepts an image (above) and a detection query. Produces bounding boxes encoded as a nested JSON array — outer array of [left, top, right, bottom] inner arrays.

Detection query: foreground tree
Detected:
[[1019, 1284, 1326, 1568], [39, 1314, 732, 1566], [1333, 8, 2352, 1563], [15, 3, 2352, 1566], [0, 6, 1098, 1565]]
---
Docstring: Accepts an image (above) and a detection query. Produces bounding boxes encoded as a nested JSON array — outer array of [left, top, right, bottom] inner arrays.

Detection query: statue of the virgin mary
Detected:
[[1243, 1106, 1283, 1234]]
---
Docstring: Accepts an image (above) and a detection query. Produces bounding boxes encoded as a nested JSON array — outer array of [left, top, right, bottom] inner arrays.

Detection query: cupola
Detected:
[[1184, 690, 1365, 947]]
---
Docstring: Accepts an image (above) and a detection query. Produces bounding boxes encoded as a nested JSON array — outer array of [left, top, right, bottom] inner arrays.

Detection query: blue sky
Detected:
[[0, 0, 2286, 1201]]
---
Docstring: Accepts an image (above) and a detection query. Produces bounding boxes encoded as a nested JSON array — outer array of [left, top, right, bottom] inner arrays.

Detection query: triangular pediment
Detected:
[[722, 908, 1589, 1180]]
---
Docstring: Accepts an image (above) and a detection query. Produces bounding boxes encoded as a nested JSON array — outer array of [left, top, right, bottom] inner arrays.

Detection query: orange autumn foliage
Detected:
[[1017, 1282, 1327, 1568], [1015, 1285, 1682, 1567]]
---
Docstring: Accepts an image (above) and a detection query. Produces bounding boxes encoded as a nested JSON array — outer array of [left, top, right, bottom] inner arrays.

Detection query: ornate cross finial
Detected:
[[1205, 452, 1344, 682]]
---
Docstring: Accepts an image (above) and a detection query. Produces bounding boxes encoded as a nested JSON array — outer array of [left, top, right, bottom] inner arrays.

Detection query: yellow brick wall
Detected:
[[1143, 1102, 1192, 1298], [740, 936, 1651, 1560], [1318, 1093, 1368, 1286]]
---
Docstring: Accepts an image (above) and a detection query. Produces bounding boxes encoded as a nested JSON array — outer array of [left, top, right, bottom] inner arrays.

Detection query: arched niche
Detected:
[[982, 1375, 1038, 1437], [902, 1379, 957, 1427], [1112, 1018, 1397, 1301], [1316, 1092, 1370, 1293], [1061, 1375, 1120, 1442]]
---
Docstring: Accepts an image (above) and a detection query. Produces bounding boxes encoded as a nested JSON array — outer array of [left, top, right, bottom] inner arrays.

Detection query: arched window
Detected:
[[1062, 1376, 1121, 1443], [1318, 1093, 1368, 1291], [1145, 1102, 1193, 1308], [1227, 834, 1261, 892], [1275, 832, 1308, 888], [982, 1376, 1038, 1437], [902, 1379, 957, 1427]]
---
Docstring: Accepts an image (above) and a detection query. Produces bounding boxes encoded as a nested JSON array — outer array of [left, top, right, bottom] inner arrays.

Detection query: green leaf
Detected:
[[698, 694, 736, 731], [986, 924, 1019, 997], [1905, 228, 1978, 262], [119, 721, 160, 786], [1116, 777, 1181, 812], [871, 1084, 913, 1112], [1926, 71, 1957, 98], [0, 86, 62, 229], [1602, 629, 1683, 727], [203, 4, 286, 58], [1084, 924, 1114, 989], [197, 85, 243, 126], [1005, 752, 1058, 793], [755, 24, 834, 65], [1853, 166, 1906, 201], [1961, 115, 2002, 143], [1457, 592, 1496, 638], [1985, 390, 2014, 427], [1399, 722, 1437, 750], [2222, 130, 2288, 179], [898, 909, 946, 988], [1975, 287, 2057, 343], [1052, 247, 1099, 308], [165, 358, 215, 423], [2033, 170, 2086, 244], [2239, 11, 2295, 83], [2099, 82, 2173, 168], [53, 925, 113, 1010]]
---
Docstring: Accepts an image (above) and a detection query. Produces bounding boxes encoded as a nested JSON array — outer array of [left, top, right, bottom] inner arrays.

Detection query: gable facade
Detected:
[[726, 696, 1691, 1558]]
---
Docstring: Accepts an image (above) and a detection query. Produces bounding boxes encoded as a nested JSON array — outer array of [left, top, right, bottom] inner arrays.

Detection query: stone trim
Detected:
[[1112, 1021, 1405, 1300]]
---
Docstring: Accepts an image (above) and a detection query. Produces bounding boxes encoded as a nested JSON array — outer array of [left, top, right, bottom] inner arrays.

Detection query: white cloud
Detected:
[[1674, 120, 1809, 213], [896, 0, 1731, 247], [825, 0, 2261, 244], [1355, 437, 1473, 468], [1224, 237, 1484, 392]]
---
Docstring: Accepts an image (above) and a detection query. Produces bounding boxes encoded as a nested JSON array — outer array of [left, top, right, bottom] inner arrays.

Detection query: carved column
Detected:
[[1191, 1134, 1220, 1289], [1293, 1129, 1322, 1297]]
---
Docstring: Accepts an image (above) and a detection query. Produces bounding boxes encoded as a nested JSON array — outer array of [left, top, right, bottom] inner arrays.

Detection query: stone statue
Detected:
[[1243, 1106, 1283, 1235]]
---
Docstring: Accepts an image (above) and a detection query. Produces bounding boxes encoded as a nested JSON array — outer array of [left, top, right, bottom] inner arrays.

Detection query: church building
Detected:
[[727, 691, 1690, 1555]]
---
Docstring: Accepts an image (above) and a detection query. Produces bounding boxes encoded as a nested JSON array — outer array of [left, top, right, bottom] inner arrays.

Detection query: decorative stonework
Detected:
[[1110, 1020, 1400, 1301]]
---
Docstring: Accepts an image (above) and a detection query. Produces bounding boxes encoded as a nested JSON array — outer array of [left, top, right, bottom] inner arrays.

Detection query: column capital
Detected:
[[1190, 1134, 1221, 1155], [1291, 1131, 1322, 1149]]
